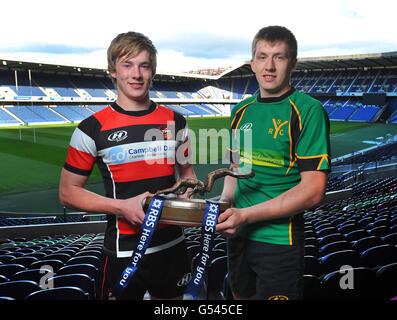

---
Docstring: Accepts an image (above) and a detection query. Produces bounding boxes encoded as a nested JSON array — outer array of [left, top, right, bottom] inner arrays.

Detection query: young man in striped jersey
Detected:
[[217, 26, 331, 300], [59, 31, 195, 300]]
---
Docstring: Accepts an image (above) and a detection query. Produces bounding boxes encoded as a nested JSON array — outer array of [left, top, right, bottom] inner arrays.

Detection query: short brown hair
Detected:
[[252, 26, 297, 66], [107, 31, 157, 76]]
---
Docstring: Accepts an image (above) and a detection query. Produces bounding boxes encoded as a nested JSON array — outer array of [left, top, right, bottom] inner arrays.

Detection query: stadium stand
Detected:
[[2, 52, 397, 124]]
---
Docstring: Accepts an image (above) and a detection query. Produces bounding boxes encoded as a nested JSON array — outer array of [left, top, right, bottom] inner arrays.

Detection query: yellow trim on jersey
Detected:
[[289, 99, 302, 131], [231, 100, 255, 138], [296, 154, 330, 170]]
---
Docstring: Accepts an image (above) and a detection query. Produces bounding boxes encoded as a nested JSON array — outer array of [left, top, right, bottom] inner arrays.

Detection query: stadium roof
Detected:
[[221, 51, 397, 78], [1, 51, 397, 82]]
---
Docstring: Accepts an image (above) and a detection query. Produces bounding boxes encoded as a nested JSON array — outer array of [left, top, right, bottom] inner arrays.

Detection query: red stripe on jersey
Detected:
[[95, 105, 175, 131], [66, 145, 96, 171], [118, 218, 140, 234], [108, 160, 175, 183], [118, 217, 168, 235]]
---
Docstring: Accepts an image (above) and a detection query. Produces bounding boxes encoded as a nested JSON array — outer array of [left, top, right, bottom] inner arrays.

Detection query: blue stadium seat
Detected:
[[50, 273, 95, 299], [375, 262, 397, 300], [361, 244, 397, 268], [10, 269, 48, 283], [30, 259, 65, 273], [321, 267, 377, 300], [25, 286, 89, 300], [352, 236, 382, 253], [318, 241, 352, 257], [0, 264, 25, 278], [318, 250, 362, 275], [66, 255, 100, 267], [56, 263, 98, 279], [0, 280, 41, 300]]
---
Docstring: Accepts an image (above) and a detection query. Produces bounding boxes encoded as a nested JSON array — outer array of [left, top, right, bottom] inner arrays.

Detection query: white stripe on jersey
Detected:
[[98, 140, 177, 165], [70, 127, 97, 156]]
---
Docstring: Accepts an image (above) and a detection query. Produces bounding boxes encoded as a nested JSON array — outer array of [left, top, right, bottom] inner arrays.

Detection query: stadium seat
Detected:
[[30, 259, 65, 272], [25, 286, 89, 300], [0, 255, 16, 264], [213, 241, 227, 251], [74, 249, 102, 259], [304, 256, 322, 276], [211, 249, 226, 260], [304, 245, 318, 257], [220, 273, 234, 300], [206, 256, 227, 299], [50, 274, 95, 299], [66, 255, 100, 267], [0, 264, 25, 278], [317, 226, 338, 237], [344, 229, 368, 242], [187, 244, 201, 261], [10, 269, 50, 283], [318, 250, 362, 275], [368, 226, 390, 237], [318, 241, 352, 257], [381, 232, 397, 245], [375, 262, 397, 300], [56, 263, 98, 279], [0, 280, 41, 300], [45, 253, 73, 263], [321, 267, 377, 300], [318, 233, 345, 246], [361, 244, 397, 268], [303, 274, 323, 300], [9, 256, 39, 268], [337, 223, 357, 235], [352, 236, 382, 253]]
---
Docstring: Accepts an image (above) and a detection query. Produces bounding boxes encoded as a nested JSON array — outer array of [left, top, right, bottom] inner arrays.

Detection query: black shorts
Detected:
[[227, 236, 304, 300], [96, 240, 191, 300]]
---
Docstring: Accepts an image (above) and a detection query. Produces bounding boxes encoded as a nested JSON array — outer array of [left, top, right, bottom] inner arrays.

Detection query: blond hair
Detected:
[[107, 31, 157, 78]]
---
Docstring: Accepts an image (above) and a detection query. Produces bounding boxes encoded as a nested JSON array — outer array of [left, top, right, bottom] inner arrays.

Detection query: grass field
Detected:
[[0, 118, 396, 213]]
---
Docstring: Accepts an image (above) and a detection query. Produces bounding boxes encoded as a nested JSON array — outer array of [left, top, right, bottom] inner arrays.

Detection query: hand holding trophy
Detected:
[[142, 167, 254, 226]]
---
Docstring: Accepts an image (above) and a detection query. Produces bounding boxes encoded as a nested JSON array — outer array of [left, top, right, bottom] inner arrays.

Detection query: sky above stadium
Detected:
[[0, 0, 396, 73]]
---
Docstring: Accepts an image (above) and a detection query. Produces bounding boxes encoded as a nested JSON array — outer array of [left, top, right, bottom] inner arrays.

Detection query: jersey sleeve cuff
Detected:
[[63, 162, 92, 176]]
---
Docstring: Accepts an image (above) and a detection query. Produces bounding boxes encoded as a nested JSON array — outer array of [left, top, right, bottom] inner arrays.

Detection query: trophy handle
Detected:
[[155, 168, 254, 198]]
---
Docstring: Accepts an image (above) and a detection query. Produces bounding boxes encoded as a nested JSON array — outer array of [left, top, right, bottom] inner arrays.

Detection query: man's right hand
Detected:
[[119, 191, 152, 225]]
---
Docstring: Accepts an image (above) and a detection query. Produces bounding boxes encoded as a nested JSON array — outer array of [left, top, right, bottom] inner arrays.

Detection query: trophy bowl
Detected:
[[143, 194, 230, 226], [144, 168, 254, 226]]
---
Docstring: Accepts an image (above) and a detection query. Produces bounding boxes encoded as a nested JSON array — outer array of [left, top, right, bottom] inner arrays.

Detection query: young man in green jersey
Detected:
[[216, 26, 331, 300]]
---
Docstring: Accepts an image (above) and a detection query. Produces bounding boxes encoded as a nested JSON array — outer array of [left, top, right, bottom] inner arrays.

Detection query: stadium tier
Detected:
[[1, 52, 397, 125]]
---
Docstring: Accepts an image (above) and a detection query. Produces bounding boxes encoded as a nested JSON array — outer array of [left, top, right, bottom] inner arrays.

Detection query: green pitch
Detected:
[[0, 119, 396, 213]]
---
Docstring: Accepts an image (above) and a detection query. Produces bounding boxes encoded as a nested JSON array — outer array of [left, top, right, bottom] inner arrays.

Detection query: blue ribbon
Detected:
[[184, 200, 220, 300], [111, 196, 165, 300]]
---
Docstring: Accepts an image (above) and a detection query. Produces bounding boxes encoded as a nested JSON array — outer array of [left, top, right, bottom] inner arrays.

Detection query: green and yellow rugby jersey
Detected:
[[228, 87, 331, 245]]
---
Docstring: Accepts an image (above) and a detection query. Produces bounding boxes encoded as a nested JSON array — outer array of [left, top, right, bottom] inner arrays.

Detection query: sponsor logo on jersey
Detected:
[[108, 130, 128, 142], [268, 295, 289, 300], [267, 119, 288, 139], [240, 122, 253, 131], [177, 273, 192, 287], [102, 141, 177, 165]]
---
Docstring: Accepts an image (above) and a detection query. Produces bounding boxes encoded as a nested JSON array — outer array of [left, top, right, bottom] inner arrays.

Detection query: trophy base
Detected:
[[143, 195, 230, 226]]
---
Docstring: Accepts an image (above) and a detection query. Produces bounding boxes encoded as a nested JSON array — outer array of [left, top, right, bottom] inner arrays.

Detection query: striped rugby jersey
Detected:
[[64, 101, 188, 257]]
